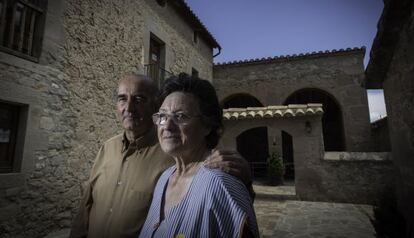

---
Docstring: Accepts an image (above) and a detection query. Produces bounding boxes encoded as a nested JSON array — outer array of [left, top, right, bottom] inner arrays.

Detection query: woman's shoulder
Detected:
[[199, 166, 247, 196], [198, 166, 259, 237]]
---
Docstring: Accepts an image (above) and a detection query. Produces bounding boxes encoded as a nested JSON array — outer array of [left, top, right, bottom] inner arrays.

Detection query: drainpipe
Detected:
[[213, 47, 221, 58]]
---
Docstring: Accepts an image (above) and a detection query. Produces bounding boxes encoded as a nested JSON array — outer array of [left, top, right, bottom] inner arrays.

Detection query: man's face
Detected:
[[116, 76, 156, 135]]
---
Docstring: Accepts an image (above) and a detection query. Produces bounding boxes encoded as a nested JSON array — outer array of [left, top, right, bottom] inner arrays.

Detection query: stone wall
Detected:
[[213, 49, 372, 151], [366, 0, 414, 234], [0, 0, 75, 236], [0, 0, 215, 237], [0, 56, 75, 237], [381, 4, 414, 235], [371, 117, 391, 152], [318, 152, 394, 204]]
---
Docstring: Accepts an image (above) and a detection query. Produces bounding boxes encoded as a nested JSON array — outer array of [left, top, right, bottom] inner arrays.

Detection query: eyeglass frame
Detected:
[[152, 112, 202, 126]]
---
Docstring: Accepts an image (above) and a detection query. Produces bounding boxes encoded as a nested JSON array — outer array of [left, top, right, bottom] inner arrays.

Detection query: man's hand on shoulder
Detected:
[[204, 149, 252, 187]]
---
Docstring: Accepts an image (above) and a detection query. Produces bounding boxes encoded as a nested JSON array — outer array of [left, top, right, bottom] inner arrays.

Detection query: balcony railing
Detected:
[[144, 63, 173, 89]]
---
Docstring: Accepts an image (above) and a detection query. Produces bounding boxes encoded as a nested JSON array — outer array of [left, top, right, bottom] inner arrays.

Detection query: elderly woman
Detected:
[[139, 74, 259, 238]]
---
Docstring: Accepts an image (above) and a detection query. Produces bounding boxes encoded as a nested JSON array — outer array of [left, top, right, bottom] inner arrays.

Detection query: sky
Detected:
[[185, 0, 387, 122]]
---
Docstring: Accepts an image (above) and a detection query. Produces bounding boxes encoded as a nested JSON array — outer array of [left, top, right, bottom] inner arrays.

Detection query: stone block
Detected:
[[0, 174, 25, 189], [5, 187, 22, 198], [0, 204, 21, 222], [40, 117, 55, 130]]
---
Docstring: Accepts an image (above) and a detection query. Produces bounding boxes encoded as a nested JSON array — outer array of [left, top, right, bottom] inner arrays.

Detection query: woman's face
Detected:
[[156, 92, 211, 158]]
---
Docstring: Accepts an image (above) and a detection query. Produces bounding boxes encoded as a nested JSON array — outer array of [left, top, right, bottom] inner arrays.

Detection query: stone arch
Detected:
[[222, 93, 268, 177], [222, 120, 301, 181], [220, 111, 325, 198], [284, 88, 345, 151], [221, 93, 263, 108]]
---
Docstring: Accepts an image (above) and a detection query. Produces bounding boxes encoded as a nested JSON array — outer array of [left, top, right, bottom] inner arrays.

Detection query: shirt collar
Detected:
[[122, 126, 158, 152]]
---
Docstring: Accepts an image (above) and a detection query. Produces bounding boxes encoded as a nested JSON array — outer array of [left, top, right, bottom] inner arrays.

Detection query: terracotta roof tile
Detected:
[[215, 47, 365, 67], [223, 104, 323, 120]]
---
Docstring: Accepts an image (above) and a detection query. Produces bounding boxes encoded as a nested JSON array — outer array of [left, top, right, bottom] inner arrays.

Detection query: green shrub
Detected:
[[267, 152, 284, 186]]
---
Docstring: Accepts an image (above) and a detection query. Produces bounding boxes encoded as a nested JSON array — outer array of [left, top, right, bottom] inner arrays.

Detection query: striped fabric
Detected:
[[139, 166, 259, 238]]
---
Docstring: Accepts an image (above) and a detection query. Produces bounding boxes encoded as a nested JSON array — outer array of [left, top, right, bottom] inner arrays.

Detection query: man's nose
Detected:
[[125, 98, 136, 112]]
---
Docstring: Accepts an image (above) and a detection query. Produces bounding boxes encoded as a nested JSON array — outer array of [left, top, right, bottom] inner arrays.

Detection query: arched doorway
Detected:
[[237, 127, 269, 178], [284, 88, 345, 151], [222, 94, 268, 178]]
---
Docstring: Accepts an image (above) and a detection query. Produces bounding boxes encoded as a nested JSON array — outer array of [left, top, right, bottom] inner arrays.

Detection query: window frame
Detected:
[[0, 100, 27, 174], [0, 0, 48, 62]]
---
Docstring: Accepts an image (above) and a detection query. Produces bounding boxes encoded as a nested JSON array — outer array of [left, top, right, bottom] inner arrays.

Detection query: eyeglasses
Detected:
[[152, 112, 201, 126]]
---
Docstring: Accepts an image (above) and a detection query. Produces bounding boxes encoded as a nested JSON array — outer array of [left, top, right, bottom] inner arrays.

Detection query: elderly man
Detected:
[[70, 74, 252, 238]]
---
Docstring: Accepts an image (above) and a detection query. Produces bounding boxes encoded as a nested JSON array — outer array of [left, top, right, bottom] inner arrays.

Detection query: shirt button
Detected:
[[117, 181, 122, 185], [109, 208, 113, 213]]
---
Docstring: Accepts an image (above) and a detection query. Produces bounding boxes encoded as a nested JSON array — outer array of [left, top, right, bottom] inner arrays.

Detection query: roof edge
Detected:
[[214, 47, 365, 67], [170, 0, 221, 49]]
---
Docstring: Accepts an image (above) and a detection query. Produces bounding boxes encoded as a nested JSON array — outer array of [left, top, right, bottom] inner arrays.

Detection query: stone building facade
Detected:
[[213, 48, 372, 154], [0, 0, 219, 237], [0, 0, 406, 236], [221, 105, 392, 204], [366, 0, 414, 235]]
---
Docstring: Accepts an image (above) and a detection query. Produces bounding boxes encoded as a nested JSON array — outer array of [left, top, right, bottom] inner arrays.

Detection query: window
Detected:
[[0, 0, 48, 61], [0, 101, 21, 173], [145, 34, 172, 88], [191, 67, 199, 78], [147, 35, 165, 85]]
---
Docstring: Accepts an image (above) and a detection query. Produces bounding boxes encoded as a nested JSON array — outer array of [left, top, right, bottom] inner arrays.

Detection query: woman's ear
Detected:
[[202, 125, 212, 137]]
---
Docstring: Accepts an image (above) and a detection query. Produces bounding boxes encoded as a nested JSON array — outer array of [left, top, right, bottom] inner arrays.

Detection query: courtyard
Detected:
[[253, 183, 376, 238]]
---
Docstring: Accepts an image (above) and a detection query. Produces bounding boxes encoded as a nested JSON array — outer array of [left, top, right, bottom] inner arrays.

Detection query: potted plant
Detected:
[[267, 152, 284, 186]]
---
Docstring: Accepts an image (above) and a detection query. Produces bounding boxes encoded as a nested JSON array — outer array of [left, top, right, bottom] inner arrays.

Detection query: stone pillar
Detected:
[[290, 118, 325, 201]]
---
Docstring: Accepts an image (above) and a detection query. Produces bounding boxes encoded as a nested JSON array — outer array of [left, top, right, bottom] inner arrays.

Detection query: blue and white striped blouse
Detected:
[[139, 165, 259, 238]]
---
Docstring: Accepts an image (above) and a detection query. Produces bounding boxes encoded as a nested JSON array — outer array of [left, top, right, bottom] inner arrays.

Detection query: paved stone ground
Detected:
[[253, 182, 376, 238], [45, 183, 377, 238]]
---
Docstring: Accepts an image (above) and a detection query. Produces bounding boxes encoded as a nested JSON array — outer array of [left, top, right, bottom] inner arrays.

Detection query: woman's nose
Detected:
[[163, 115, 178, 129]]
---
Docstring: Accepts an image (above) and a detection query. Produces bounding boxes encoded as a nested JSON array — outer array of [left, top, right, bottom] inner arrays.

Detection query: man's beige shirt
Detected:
[[70, 127, 173, 238]]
